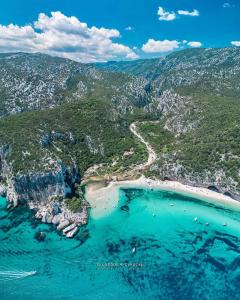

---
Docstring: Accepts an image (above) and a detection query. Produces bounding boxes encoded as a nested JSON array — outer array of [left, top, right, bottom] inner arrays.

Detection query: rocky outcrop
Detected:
[[0, 145, 88, 238], [34, 199, 88, 238], [7, 162, 80, 206]]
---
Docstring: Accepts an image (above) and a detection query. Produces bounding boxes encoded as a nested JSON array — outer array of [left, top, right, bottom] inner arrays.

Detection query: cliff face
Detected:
[[9, 164, 79, 205], [0, 145, 79, 205], [0, 145, 87, 237]]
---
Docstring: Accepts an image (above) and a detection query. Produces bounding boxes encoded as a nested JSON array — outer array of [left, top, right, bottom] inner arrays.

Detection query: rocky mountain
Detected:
[[0, 52, 151, 117], [97, 47, 240, 198], [97, 47, 240, 97]]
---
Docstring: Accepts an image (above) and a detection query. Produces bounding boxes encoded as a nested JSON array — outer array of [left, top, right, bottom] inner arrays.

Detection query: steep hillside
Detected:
[[95, 58, 160, 78], [0, 52, 151, 116], [97, 47, 240, 197], [97, 47, 240, 97]]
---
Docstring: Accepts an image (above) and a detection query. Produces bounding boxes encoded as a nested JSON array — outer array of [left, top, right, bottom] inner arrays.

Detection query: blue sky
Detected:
[[0, 0, 239, 62]]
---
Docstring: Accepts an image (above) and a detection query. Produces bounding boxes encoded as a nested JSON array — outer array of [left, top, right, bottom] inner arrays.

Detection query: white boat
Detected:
[[132, 247, 136, 254], [0, 270, 37, 279]]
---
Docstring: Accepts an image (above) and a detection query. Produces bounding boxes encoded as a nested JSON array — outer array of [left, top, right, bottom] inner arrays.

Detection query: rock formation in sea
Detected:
[[0, 145, 88, 238]]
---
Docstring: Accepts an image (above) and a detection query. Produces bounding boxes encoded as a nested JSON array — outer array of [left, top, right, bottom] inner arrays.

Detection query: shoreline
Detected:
[[85, 176, 240, 218]]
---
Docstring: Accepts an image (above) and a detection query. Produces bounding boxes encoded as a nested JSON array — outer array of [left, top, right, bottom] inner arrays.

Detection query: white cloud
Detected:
[[231, 41, 240, 46], [223, 2, 235, 8], [158, 6, 200, 21], [178, 9, 199, 17], [187, 41, 202, 48], [142, 39, 180, 53], [125, 26, 134, 31], [142, 39, 203, 53], [157, 7, 176, 21], [0, 11, 138, 62], [126, 52, 139, 59]]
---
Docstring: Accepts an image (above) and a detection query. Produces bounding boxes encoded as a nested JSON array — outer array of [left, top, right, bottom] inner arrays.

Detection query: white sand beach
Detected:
[[86, 123, 240, 218], [85, 176, 240, 218]]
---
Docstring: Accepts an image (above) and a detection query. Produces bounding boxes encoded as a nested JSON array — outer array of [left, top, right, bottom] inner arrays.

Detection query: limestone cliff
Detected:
[[0, 145, 88, 237]]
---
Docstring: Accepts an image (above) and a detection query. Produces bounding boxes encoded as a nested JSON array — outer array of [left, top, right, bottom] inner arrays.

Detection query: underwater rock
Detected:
[[121, 205, 129, 212], [34, 231, 46, 242]]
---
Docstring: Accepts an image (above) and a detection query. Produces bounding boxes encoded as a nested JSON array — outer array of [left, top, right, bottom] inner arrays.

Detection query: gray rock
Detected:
[[35, 211, 42, 219], [52, 214, 62, 225], [66, 227, 79, 238], [57, 220, 70, 231], [63, 223, 76, 235], [42, 212, 53, 224], [51, 202, 61, 216]]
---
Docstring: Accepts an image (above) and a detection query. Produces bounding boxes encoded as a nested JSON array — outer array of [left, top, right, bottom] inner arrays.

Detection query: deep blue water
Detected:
[[0, 188, 240, 300]]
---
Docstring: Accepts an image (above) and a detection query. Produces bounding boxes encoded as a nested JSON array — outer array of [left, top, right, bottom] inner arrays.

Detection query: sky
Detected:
[[0, 0, 239, 62]]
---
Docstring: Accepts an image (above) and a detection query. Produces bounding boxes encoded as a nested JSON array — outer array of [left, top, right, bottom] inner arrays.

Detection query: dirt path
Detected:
[[130, 122, 157, 171]]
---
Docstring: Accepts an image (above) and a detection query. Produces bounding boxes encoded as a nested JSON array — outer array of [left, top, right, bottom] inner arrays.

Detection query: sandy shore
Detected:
[[85, 176, 240, 218]]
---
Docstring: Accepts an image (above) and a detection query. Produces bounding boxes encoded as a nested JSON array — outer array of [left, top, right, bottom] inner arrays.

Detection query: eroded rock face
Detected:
[[6, 162, 79, 207], [0, 145, 87, 237]]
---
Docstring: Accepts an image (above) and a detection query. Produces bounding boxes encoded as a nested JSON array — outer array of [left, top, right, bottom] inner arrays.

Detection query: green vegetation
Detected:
[[0, 98, 148, 175], [65, 197, 83, 213], [138, 122, 175, 155], [138, 93, 240, 191], [177, 94, 240, 179]]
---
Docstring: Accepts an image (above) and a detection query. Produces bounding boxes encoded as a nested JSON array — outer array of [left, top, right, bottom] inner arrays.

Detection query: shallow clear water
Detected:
[[0, 188, 240, 300]]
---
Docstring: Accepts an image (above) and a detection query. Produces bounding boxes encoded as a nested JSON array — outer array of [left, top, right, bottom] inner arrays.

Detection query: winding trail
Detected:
[[130, 122, 157, 172]]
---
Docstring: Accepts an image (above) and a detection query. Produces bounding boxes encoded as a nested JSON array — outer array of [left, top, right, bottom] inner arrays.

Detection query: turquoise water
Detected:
[[0, 188, 240, 300]]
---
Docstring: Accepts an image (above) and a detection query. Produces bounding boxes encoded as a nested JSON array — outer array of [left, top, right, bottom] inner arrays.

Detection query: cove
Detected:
[[0, 187, 240, 300]]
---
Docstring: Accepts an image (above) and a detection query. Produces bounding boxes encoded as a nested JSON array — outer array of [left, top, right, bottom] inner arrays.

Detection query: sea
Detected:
[[0, 187, 240, 300]]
